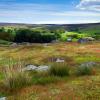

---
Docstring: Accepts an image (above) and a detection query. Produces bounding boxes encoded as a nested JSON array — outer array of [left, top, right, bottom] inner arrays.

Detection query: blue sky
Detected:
[[0, 0, 100, 24]]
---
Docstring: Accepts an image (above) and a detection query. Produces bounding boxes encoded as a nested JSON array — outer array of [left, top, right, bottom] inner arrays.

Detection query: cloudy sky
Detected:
[[0, 0, 100, 24]]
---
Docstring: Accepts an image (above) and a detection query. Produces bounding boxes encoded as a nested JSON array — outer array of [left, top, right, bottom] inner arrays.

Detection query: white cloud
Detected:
[[77, 0, 100, 11], [52, 11, 100, 17], [0, 10, 100, 17], [35, 19, 100, 24], [0, 2, 100, 24]]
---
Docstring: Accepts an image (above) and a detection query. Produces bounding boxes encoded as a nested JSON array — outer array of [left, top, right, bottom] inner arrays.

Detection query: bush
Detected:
[[76, 66, 94, 76], [14, 29, 56, 43], [49, 63, 70, 77], [0, 32, 14, 41]]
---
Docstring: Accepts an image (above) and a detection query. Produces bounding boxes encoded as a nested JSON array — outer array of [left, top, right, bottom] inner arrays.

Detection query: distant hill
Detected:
[[0, 22, 100, 34], [44, 23, 100, 34]]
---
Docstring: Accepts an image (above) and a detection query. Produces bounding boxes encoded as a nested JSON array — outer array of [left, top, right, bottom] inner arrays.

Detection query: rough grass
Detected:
[[7, 70, 100, 100], [76, 66, 95, 76], [0, 42, 99, 99], [0, 42, 99, 65], [32, 76, 60, 85], [2, 62, 32, 91], [49, 63, 70, 77]]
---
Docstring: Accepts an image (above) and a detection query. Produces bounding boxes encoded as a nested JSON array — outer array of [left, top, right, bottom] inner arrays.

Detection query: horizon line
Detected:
[[0, 22, 100, 25]]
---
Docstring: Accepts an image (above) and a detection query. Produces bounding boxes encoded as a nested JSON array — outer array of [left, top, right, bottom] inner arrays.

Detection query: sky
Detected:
[[0, 0, 100, 24]]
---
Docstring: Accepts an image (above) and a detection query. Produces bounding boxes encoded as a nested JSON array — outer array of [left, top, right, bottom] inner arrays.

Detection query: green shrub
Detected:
[[49, 63, 70, 77], [76, 66, 94, 76]]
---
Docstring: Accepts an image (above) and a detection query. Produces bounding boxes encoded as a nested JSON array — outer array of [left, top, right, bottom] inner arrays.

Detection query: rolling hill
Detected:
[[0, 23, 100, 34]]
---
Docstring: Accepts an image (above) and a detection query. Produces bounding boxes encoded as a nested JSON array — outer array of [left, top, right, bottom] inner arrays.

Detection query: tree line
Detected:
[[0, 27, 62, 43], [0, 27, 99, 43]]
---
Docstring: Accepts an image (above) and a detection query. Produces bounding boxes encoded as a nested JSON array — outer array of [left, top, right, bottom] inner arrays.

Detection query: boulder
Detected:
[[80, 62, 97, 68], [67, 38, 72, 42], [10, 43, 18, 47], [0, 97, 6, 100], [51, 40, 59, 43], [23, 65, 50, 71], [78, 37, 95, 43], [43, 43, 48, 47], [23, 64, 38, 71], [36, 65, 50, 71], [56, 58, 65, 63], [84, 37, 95, 41], [78, 38, 87, 43]]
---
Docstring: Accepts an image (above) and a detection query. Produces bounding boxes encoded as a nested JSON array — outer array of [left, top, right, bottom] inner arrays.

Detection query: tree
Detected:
[[14, 29, 56, 43], [0, 27, 5, 32], [93, 33, 100, 40], [0, 32, 13, 41], [14, 29, 32, 42]]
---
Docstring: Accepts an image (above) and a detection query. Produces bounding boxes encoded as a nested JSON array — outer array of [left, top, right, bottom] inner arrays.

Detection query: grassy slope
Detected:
[[79, 25, 100, 34], [45, 23, 100, 34], [0, 42, 100, 99], [0, 39, 12, 45]]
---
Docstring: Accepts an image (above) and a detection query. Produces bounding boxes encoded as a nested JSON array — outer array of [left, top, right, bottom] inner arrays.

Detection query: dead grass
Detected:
[[0, 42, 99, 65]]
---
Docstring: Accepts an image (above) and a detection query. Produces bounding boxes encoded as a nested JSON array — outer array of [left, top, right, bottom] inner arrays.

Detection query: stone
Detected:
[[78, 38, 87, 43], [56, 58, 65, 63], [80, 62, 97, 68], [10, 43, 18, 47], [51, 40, 59, 43], [23, 64, 38, 71], [26, 43, 31, 46], [78, 37, 95, 44], [36, 65, 50, 71], [0, 97, 6, 100], [67, 38, 72, 42], [43, 43, 48, 47], [84, 37, 95, 41], [23, 65, 50, 71]]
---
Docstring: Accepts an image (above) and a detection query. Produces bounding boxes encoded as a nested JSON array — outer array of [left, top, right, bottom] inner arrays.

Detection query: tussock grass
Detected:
[[49, 63, 70, 77], [3, 60, 32, 90], [29, 63, 70, 85], [76, 66, 95, 76]]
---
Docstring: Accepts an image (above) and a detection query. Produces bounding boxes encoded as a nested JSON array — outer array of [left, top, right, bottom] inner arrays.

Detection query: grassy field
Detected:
[[0, 42, 100, 100], [79, 25, 100, 34]]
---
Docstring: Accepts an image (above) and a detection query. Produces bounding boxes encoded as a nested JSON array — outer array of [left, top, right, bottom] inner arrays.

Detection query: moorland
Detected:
[[0, 23, 100, 100]]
